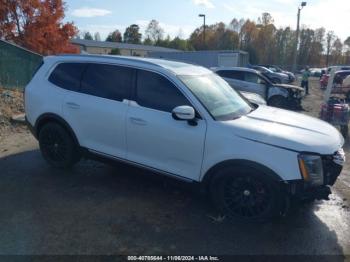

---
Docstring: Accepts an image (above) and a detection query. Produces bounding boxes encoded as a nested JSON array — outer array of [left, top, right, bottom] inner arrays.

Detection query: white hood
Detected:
[[224, 106, 344, 154]]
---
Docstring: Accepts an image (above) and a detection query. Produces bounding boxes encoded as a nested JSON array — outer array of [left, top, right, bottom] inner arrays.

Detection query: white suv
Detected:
[[25, 55, 345, 221]]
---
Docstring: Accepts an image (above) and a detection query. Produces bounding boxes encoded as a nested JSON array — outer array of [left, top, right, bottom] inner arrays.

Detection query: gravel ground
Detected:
[[0, 87, 26, 142]]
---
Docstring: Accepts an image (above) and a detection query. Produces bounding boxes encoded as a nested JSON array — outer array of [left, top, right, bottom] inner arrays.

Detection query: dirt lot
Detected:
[[0, 78, 350, 256], [0, 87, 26, 141]]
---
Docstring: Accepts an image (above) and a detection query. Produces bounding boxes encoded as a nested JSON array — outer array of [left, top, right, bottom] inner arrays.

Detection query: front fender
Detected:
[[267, 86, 289, 99]]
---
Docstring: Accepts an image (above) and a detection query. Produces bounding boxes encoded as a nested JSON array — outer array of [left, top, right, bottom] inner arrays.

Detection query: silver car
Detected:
[[212, 67, 303, 109]]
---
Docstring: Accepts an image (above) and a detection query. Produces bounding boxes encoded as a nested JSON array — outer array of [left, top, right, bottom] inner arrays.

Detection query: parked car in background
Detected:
[[25, 55, 345, 222], [249, 65, 290, 84], [320, 66, 350, 89], [309, 68, 323, 77], [212, 67, 303, 109], [258, 64, 295, 83], [331, 70, 350, 97], [320, 74, 329, 89]]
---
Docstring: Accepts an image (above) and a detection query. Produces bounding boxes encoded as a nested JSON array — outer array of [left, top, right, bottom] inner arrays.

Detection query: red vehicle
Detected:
[[320, 74, 329, 89], [321, 66, 350, 89]]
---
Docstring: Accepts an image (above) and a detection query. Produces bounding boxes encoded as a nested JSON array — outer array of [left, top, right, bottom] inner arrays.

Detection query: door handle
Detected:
[[66, 102, 80, 109], [129, 117, 147, 126]]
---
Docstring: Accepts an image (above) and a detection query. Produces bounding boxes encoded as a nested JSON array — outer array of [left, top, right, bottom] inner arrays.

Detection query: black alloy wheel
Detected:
[[222, 175, 273, 218], [39, 122, 80, 168], [210, 168, 281, 222]]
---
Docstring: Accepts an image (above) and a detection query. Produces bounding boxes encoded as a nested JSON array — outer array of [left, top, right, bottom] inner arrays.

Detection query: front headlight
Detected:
[[298, 154, 324, 186]]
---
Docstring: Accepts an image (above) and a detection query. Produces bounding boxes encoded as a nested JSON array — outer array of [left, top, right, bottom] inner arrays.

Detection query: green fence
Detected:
[[0, 40, 43, 90]]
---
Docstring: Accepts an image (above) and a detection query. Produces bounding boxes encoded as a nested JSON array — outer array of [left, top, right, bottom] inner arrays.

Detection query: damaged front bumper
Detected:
[[286, 150, 344, 201]]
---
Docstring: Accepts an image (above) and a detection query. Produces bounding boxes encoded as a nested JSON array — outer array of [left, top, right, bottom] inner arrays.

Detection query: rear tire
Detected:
[[268, 95, 288, 109], [39, 122, 80, 169], [210, 166, 282, 222]]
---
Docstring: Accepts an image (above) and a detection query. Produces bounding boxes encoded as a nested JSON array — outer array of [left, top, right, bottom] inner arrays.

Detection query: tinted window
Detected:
[[244, 72, 259, 83], [81, 64, 134, 101], [49, 63, 86, 91], [216, 70, 244, 80], [136, 70, 190, 112]]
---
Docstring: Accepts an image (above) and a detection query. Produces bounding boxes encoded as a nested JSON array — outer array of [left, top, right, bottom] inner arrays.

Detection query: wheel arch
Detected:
[[201, 159, 283, 191], [34, 113, 80, 146]]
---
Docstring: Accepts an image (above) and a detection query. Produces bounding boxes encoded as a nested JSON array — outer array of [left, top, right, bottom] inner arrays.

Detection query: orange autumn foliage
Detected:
[[0, 0, 79, 55]]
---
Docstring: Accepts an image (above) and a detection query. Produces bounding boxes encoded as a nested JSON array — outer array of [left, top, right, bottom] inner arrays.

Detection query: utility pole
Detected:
[[199, 14, 206, 49], [292, 2, 307, 73]]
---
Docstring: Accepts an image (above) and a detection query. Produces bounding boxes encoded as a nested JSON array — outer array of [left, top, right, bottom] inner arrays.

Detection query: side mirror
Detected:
[[172, 106, 198, 126], [172, 105, 195, 121]]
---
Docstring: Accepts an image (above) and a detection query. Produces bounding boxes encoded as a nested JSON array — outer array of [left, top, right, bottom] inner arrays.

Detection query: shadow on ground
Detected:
[[0, 149, 346, 258]]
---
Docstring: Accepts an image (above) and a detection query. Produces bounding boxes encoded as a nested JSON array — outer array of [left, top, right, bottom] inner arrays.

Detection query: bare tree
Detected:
[[326, 31, 335, 66], [94, 32, 101, 41], [145, 19, 164, 44]]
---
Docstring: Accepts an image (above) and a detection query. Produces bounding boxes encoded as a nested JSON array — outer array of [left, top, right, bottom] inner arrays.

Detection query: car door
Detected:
[[243, 72, 267, 98], [63, 63, 134, 158], [126, 69, 207, 181]]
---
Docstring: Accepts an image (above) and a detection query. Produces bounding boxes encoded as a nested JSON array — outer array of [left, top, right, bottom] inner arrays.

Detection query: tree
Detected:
[[326, 31, 335, 66], [106, 30, 122, 42], [94, 32, 101, 41], [143, 37, 153, 45], [123, 24, 142, 44], [258, 12, 274, 26], [344, 36, 350, 64], [229, 18, 244, 33], [0, 0, 78, 55], [145, 19, 164, 44], [331, 38, 343, 65], [168, 37, 193, 51], [83, 31, 93, 40], [109, 48, 121, 55], [255, 13, 276, 63]]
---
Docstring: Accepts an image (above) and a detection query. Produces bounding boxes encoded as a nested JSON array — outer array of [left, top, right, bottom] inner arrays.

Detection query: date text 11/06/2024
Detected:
[[127, 256, 220, 261]]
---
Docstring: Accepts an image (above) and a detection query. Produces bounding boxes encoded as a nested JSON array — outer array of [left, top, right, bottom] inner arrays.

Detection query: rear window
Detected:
[[48, 63, 86, 91], [216, 70, 244, 80], [81, 63, 134, 101]]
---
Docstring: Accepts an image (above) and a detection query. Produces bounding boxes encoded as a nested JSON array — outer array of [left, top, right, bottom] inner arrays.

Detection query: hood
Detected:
[[240, 91, 267, 105], [275, 83, 304, 91], [224, 105, 344, 154], [274, 72, 289, 78]]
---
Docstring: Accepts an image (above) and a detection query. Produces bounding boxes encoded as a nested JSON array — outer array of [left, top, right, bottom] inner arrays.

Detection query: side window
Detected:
[[136, 70, 190, 112], [244, 72, 260, 84], [48, 63, 86, 91], [81, 64, 134, 101], [216, 70, 244, 80]]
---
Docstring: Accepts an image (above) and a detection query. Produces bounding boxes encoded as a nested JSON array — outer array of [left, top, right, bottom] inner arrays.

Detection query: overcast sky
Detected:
[[64, 0, 350, 41]]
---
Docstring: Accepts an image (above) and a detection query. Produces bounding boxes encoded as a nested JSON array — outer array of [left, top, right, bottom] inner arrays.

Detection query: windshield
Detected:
[[179, 73, 252, 121]]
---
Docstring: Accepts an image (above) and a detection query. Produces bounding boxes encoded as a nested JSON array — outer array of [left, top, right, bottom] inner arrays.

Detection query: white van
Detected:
[[25, 55, 345, 221]]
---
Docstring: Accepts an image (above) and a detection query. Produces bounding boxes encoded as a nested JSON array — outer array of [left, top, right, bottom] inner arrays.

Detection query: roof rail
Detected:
[[52, 54, 163, 68]]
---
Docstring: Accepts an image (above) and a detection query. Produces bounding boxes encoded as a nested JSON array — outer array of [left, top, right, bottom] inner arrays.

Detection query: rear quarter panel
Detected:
[[25, 61, 66, 128]]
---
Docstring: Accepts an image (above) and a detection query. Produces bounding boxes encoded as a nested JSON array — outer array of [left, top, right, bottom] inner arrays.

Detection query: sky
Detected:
[[63, 0, 350, 41]]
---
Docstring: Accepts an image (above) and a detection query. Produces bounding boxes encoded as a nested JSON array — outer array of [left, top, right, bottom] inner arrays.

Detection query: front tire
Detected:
[[39, 122, 80, 169], [210, 167, 282, 222]]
